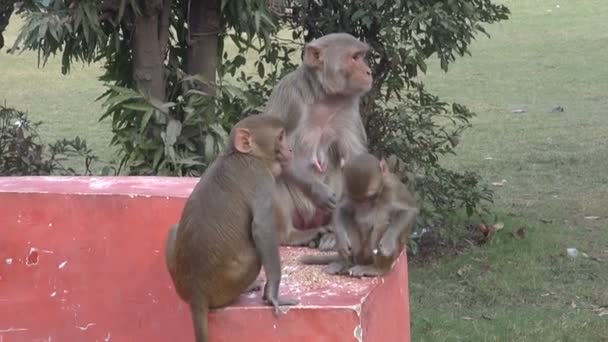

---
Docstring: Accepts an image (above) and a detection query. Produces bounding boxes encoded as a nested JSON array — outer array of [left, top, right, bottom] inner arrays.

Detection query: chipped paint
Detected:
[[26, 248, 39, 266], [48, 222, 53, 227], [104, 332, 112, 341], [75, 323, 95, 331], [50, 291, 57, 297], [353, 325, 363, 342], [4, 258, 12, 265], [58, 261, 68, 269]]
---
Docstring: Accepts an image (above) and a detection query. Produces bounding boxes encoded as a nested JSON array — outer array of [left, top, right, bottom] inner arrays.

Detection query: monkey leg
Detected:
[[347, 265, 388, 278], [299, 252, 341, 265], [283, 227, 325, 247]]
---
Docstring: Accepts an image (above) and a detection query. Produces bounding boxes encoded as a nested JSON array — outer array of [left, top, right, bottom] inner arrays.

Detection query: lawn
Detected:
[[1, 0, 607, 340]]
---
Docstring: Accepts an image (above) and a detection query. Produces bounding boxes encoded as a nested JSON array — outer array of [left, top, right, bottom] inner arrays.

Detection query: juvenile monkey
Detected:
[[165, 115, 300, 342], [300, 153, 419, 277], [265, 33, 373, 249]]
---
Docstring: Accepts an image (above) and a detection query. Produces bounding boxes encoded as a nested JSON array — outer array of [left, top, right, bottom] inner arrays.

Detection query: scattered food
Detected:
[[461, 316, 475, 321], [510, 226, 527, 239], [550, 105, 565, 113], [540, 218, 553, 224]]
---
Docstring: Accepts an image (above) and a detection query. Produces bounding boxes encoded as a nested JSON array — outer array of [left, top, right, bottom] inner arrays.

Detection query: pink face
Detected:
[[273, 129, 293, 176], [345, 48, 373, 93]]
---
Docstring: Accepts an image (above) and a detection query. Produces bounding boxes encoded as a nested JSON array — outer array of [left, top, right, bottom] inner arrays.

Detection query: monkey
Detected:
[[264, 32, 373, 250], [300, 153, 419, 278], [165, 114, 301, 342]]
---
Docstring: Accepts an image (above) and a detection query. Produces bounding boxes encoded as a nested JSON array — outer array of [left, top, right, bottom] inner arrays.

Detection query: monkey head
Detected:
[[230, 114, 293, 176], [303, 33, 373, 96], [343, 153, 388, 210]]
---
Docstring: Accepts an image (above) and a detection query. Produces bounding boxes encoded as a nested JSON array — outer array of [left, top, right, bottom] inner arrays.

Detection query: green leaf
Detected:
[[122, 103, 151, 112], [165, 119, 182, 147], [140, 109, 154, 132], [257, 62, 265, 78]]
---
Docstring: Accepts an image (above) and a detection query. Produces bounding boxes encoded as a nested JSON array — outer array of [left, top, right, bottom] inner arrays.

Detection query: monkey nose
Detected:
[[366, 70, 371, 76]]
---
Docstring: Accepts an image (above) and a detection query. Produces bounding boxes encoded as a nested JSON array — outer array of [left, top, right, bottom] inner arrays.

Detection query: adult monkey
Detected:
[[265, 33, 373, 249], [165, 115, 303, 342]]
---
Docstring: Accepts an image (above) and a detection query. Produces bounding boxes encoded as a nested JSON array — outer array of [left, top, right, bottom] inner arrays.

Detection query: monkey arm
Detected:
[[251, 183, 282, 284], [251, 182, 298, 313], [281, 159, 337, 210], [378, 203, 419, 258], [333, 205, 355, 258]]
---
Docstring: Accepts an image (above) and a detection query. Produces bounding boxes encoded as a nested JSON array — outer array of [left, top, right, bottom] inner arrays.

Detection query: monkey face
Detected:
[[344, 48, 373, 94], [275, 129, 293, 165]]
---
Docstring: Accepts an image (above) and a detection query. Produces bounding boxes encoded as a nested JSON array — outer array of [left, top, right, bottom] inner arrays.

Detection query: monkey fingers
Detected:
[[318, 232, 337, 251], [309, 181, 337, 210], [348, 265, 386, 278]]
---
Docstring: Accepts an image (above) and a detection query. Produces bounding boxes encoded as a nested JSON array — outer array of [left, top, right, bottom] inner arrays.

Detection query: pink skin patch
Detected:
[[292, 208, 331, 230], [312, 157, 327, 173]]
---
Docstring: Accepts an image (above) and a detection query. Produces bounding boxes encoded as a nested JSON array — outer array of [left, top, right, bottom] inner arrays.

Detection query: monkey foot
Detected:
[[348, 265, 386, 278], [265, 296, 299, 316], [326, 261, 350, 275]]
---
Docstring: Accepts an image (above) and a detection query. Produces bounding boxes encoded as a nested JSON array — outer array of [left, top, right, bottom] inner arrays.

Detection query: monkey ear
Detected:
[[234, 128, 253, 154], [303, 44, 323, 68], [379, 159, 389, 174]]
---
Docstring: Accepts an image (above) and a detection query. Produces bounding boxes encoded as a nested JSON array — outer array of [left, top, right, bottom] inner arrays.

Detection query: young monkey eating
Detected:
[[300, 153, 419, 277]]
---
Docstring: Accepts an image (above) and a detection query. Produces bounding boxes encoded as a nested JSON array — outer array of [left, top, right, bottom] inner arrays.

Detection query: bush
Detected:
[[0, 105, 100, 176]]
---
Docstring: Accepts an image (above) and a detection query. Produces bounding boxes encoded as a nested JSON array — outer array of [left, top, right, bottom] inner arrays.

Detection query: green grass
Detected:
[[1, 0, 607, 340], [411, 0, 608, 340]]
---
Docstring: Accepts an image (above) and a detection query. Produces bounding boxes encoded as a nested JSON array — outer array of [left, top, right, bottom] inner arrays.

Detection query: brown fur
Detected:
[[300, 153, 419, 278], [265, 33, 373, 249], [165, 115, 298, 342]]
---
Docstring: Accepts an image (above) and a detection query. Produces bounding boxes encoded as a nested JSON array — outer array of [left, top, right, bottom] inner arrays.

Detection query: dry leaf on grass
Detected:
[[457, 265, 472, 277], [491, 179, 507, 186], [461, 316, 475, 321], [584, 216, 600, 220], [493, 222, 504, 231]]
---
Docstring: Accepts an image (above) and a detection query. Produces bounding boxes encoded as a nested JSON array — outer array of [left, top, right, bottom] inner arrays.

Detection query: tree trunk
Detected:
[[186, 0, 220, 94], [132, 1, 166, 101]]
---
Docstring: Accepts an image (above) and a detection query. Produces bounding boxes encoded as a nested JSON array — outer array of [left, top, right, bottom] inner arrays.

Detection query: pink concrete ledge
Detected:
[[0, 177, 411, 342]]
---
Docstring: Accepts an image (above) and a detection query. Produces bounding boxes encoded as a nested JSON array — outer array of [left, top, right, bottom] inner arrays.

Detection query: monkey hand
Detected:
[[335, 235, 352, 258], [378, 232, 398, 257], [318, 232, 337, 251], [309, 181, 337, 210]]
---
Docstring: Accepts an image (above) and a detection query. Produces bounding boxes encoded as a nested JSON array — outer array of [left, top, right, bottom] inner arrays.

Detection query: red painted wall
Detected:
[[0, 177, 410, 342]]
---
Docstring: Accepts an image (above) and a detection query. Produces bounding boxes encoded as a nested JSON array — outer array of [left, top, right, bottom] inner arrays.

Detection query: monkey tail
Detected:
[[190, 296, 209, 342], [299, 253, 342, 265]]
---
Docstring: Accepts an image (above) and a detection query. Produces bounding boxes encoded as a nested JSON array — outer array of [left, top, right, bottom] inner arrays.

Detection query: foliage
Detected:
[[0, 105, 99, 176], [9, 0, 510, 233], [239, 0, 509, 229]]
